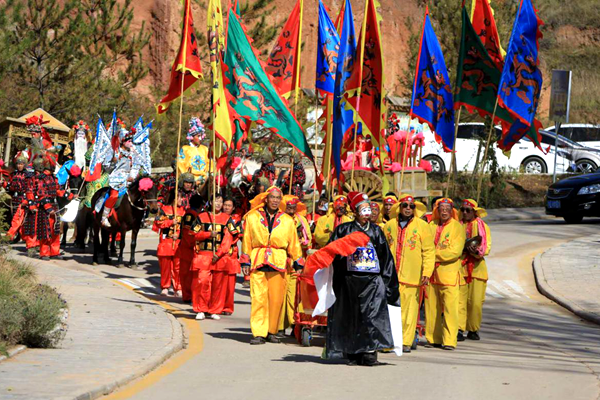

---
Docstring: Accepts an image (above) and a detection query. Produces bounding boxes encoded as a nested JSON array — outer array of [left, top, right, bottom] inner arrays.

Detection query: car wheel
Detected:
[[575, 159, 598, 174], [424, 155, 445, 173], [521, 157, 547, 174], [563, 214, 584, 224]]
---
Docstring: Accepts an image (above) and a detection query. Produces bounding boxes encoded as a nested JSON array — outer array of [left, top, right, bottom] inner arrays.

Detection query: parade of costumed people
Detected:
[[6, 0, 571, 386]]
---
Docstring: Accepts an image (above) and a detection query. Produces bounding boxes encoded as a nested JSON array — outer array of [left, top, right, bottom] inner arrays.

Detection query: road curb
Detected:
[[532, 253, 600, 326], [74, 288, 185, 400], [0, 345, 27, 363]]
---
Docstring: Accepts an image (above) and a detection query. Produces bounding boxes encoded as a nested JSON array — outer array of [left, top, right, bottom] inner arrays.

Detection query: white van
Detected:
[[422, 123, 570, 174], [545, 124, 600, 150]]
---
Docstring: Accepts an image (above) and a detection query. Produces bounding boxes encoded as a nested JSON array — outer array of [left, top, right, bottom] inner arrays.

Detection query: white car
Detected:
[[545, 124, 600, 150], [422, 123, 570, 174]]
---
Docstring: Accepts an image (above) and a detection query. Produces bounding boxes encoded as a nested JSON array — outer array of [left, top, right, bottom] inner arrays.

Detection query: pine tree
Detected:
[[0, 0, 149, 122]]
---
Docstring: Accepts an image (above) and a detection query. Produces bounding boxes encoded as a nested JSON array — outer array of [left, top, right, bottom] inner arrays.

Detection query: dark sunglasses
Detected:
[[460, 207, 474, 213], [401, 202, 416, 209]]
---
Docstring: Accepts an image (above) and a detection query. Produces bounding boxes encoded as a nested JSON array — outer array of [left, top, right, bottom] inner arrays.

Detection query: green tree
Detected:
[[0, 0, 149, 122]]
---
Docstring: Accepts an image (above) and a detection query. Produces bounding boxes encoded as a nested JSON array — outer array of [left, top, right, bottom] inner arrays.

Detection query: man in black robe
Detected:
[[326, 191, 400, 366]]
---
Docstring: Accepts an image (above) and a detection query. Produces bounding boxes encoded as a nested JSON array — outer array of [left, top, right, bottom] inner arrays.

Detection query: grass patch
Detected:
[[0, 256, 66, 352], [429, 172, 570, 209]]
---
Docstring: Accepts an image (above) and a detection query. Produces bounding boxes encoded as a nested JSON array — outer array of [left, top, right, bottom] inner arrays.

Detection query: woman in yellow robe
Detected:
[[277, 195, 312, 333], [313, 195, 353, 248], [425, 198, 466, 350], [458, 199, 492, 341]]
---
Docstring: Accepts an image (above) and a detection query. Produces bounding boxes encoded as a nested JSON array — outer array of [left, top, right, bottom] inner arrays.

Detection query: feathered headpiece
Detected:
[[187, 117, 206, 141], [26, 115, 52, 143], [69, 120, 92, 142]]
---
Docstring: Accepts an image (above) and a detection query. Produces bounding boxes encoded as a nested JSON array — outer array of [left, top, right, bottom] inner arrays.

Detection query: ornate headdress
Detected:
[[187, 117, 206, 141]]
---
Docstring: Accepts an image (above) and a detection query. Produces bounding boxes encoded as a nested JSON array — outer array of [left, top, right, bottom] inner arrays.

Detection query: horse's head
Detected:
[[67, 164, 84, 194], [135, 176, 159, 213]]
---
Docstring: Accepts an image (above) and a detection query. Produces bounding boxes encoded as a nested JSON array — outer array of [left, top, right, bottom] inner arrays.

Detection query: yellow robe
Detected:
[[242, 208, 302, 338], [313, 213, 353, 249], [383, 217, 435, 346], [458, 218, 492, 332], [278, 213, 312, 331], [178, 144, 210, 182], [425, 219, 466, 348]]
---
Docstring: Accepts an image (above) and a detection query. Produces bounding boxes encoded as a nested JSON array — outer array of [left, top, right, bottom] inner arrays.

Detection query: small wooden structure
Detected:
[[0, 108, 71, 164]]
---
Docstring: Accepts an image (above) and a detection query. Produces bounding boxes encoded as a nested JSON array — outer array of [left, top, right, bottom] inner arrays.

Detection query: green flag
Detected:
[[455, 7, 542, 149], [224, 11, 314, 162]]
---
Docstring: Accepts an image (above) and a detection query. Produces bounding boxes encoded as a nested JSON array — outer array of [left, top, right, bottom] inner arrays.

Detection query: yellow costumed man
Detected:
[[383, 194, 435, 353], [278, 195, 312, 333], [313, 195, 353, 248], [425, 198, 466, 350], [377, 193, 398, 226], [242, 186, 303, 345], [457, 199, 491, 342], [178, 117, 210, 183]]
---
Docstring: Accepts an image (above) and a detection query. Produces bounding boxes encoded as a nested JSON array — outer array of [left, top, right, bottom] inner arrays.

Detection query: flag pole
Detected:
[[350, 0, 369, 189], [311, 94, 320, 217], [173, 0, 191, 249], [475, 99, 498, 203], [325, 97, 334, 199], [445, 107, 462, 198], [398, 118, 413, 194], [289, 0, 304, 196]]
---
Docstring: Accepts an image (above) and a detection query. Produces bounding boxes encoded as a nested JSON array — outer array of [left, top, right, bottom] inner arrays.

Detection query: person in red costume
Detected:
[[26, 157, 76, 260], [6, 155, 32, 246], [222, 197, 242, 315], [180, 193, 233, 320], [152, 188, 187, 297]]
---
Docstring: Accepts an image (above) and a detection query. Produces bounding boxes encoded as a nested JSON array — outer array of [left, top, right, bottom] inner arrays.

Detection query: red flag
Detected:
[[157, 0, 203, 114], [470, 0, 505, 69], [343, 0, 386, 175], [265, 0, 303, 99]]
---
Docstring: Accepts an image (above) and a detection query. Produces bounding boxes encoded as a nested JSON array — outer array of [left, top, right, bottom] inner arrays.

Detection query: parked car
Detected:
[[545, 124, 600, 149], [545, 172, 600, 223], [537, 129, 600, 174], [422, 123, 570, 174]]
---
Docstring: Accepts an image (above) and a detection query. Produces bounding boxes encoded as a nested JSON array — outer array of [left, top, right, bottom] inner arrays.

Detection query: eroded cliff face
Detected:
[[129, 0, 422, 98]]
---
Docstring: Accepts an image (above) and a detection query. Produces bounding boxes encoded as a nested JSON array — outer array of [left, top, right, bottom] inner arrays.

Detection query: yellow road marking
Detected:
[[102, 281, 203, 400]]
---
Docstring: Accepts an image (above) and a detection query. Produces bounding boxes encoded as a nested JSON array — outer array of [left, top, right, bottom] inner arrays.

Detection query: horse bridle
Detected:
[[127, 188, 158, 211]]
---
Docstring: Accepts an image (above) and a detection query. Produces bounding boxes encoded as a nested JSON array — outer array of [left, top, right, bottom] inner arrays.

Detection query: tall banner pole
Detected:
[[311, 94, 320, 217], [289, 0, 304, 196], [173, 0, 190, 249], [350, 0, 369, 188], [398, 118, 413, 194], [475, 100, 498, 203], [445, 107, 462, 198]]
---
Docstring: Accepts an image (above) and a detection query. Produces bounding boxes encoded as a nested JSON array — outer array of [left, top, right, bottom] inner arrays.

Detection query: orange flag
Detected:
[[265, 0, 303, 100], [157, 0, 203, 114], [470, 0, 505, 68]]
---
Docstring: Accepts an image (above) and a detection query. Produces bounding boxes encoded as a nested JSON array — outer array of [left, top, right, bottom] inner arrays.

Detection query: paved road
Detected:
[[80, 218, 600, 400]]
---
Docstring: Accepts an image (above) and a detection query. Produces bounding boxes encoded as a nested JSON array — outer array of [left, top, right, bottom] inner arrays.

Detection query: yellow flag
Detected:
[[207, 0, 232, 149]]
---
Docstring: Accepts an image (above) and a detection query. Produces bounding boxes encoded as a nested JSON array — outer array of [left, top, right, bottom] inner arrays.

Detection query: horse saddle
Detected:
[[94, 188, 127, 213]]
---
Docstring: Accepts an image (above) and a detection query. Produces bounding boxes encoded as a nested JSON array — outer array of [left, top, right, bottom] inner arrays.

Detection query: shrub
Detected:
[[0, 257, 66, 351]]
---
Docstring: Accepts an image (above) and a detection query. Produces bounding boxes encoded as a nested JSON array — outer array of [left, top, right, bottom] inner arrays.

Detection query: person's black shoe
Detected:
[[275, 330, 286, 339], [361, 352, 381, 366], [266, 334, 281, 343], [467, 331, 480, 341], [347, 353, 360, 365], [457, 330, 465, 342], [442, 345, 455, 351], [40, 256, 50, 261], [182, 300, 192, 304], [250, 336, 266, 345], [402, 345, 412, 353]]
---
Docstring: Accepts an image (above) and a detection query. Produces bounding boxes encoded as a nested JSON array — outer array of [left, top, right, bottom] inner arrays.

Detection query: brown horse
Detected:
[[91, 176, 159, 266]]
